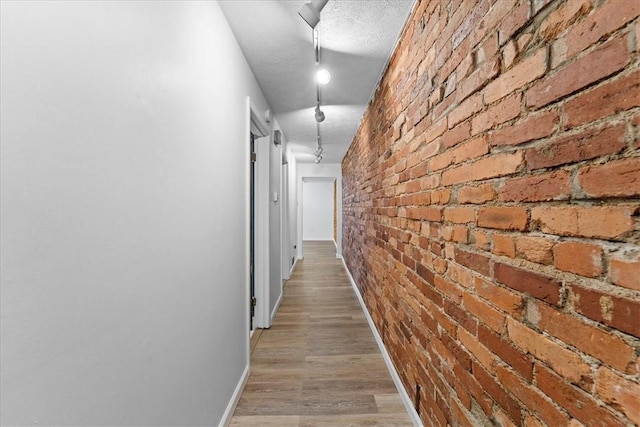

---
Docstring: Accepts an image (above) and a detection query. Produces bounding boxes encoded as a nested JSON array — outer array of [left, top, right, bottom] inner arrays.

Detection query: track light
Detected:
[[298, 0, 329, 29], [316, 69, 330, 85], [314, 105, 325, 122], [314, 155, 323, 164], [314, 146, 323, 157]]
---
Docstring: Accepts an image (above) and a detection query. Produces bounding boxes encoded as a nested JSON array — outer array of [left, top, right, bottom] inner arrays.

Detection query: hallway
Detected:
[[230, 241, 413, 426]]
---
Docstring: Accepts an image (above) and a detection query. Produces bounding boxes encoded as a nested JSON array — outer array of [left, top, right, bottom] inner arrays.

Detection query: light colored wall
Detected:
[[287, 153, 299, 268], [302, 181, 335, 241], [268, 124, 283, 320], [297, 163, 342, 258], [0, 1, 271, 425]]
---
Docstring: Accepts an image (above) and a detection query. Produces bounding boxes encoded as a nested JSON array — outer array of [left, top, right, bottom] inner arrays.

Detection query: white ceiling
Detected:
[[219, 0, 415, 163]]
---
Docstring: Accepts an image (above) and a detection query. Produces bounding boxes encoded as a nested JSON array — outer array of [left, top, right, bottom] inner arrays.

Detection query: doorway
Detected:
[[247, 99, 269, 337], [249, 132, 256, 330], [302, 178, 336, 242]]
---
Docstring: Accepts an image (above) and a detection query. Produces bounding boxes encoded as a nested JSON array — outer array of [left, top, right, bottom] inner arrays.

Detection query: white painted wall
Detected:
[[303, 181, 335, 241], [268, 124, 283, 321], [297, 163, 343, 258], [0, 2, 272, 425], [287, 153, 299, 270]]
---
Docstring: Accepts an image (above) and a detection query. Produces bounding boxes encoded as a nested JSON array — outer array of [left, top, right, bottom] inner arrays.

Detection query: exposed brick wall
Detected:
[[341, 0, 640, 425]]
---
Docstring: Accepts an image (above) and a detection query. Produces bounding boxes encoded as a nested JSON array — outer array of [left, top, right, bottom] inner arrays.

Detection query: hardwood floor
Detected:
[[230, 241, 413, 426]]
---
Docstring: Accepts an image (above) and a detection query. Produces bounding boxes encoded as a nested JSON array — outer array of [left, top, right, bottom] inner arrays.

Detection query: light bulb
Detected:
[[316, 69, 331, 85]]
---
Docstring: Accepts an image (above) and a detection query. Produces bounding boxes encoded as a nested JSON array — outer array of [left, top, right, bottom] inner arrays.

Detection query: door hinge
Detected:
[[251, 296, 257, 307], [251, 152, 257, 162]]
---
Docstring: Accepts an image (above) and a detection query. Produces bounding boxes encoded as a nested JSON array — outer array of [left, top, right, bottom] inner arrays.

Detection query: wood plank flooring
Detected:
[[230, 241, 413, 426]]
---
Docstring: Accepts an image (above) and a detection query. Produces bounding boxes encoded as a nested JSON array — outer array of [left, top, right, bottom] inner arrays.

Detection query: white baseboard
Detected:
[[341, 259, 423, 427], [290, 257, 298, 276], [271, 290, 283, 324], [219, 364, 249, 427]]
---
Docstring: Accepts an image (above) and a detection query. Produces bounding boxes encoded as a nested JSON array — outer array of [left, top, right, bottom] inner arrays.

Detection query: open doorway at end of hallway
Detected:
[[301, 178, 337, 257]]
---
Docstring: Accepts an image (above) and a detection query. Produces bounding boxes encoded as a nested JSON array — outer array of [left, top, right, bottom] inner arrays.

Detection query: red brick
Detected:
[[458, 184, 496, 204], [609, 257, 640, 291], [477, 207, 528, 231], [429, 151, 454, 172], [478, 324, 533, 381], [532, 301, 636, 374], [502, 40, 517, 69], [565, 70, 640, 128], [494, 263, 562, 306], [452, 225, 469, 243], [431, 189, 452, 205], [419, 140, 442, 161], [578, 158, 640, 198], [499, 170, 571, 202], [490, 110, 559, 146], [477, 0, 517, 36], [539, 0, 592, 41], [472, 230, 490, 250], [527, 36, 629, 109], [477, 33, 499, 64], [523, 414, 545, 427], [495, 365, 569, 427], [412, 206, 443, 222], [492, 234, 516, 258], [451, 136, 489, 164], [553, 241, 603, 278], [450, 396, 476, 427], [507, 318, 591, 386], [341, 2, 640, 425], [474, 276, 524, 317], [463, 293, 505, 332], [498, 1, 530, 45], [636, 16, 640, 51], [458, 327, 496, 372], [445, 207, 476, 224], [472, 93, 522, 135], [455, 247, 491, 277], [424, 115, 448, 144], [455, 60, 499, 110], [431, 136, 489, 171], [442, 152, 524, 185], [531, 205, 636, 240], [435, 275, 463, 303], [449, 93, 483, 128], [525, 123, 626, 170], [561, 0, 640, 62], [441, 120, 471, 149], [473, 361, 523, 425], [453, 363, 495, 419], [535, 364, 625, 427], [515, 236, 555, 265], [444, 299, 478, 335], [485, 48, 548, 104], [596, 366, 640, 425], [569, 284, 640, 338], [493, 408, 518, 427]]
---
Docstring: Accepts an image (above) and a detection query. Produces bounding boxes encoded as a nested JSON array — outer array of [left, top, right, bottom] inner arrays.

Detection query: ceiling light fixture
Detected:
[[298, 0, 329, 29], [314, 105, 325, 122], [314, 145, 323, 157], [314, 155, 323, 164], [316, 68, 331, 85]]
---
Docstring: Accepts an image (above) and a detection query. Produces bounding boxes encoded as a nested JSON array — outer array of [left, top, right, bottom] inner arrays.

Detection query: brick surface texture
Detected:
[[341, 0, 640, 425]]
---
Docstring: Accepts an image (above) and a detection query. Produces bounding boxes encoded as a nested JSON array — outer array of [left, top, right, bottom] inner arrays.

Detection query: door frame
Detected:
[[299, 176, 337, 258], [246, 98, 270, 343]]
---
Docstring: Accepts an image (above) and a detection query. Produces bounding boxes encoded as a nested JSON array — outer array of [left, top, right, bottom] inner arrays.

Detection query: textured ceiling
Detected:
[[219, 0, 415, 163]]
